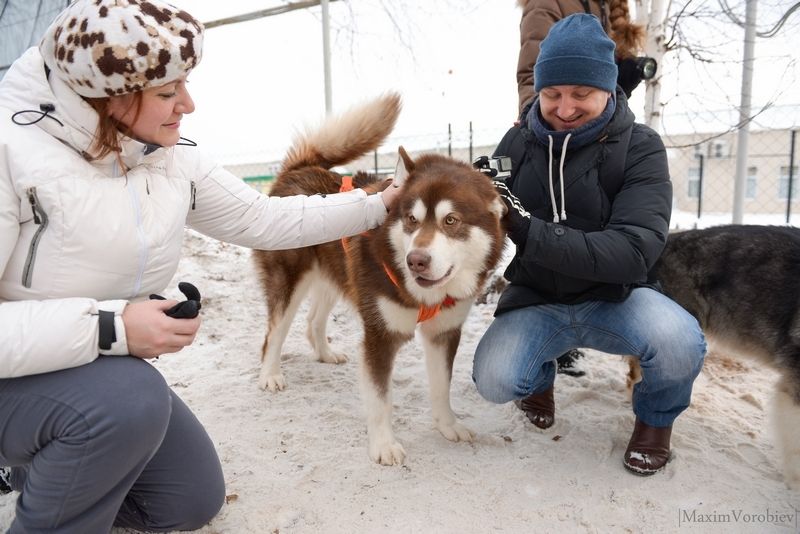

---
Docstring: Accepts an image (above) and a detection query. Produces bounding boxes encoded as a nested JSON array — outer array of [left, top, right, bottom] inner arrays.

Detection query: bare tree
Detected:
[[633, 0, 799, 134], [634, 0, 669, 129], [321, 1, 485, 63]]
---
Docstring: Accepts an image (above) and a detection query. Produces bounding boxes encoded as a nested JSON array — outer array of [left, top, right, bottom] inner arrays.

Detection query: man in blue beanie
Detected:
[[472, 14, 706, 476]]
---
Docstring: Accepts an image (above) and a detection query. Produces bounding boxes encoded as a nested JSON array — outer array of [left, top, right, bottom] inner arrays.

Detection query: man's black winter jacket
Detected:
[[492, 89, 671, 313]]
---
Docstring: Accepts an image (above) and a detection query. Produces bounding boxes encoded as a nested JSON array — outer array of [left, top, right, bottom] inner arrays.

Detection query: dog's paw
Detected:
[[369, 440, 407, 466], [437, 421, 475, 443], [317, 351, 348, 365], [258, 372, 287, 392]]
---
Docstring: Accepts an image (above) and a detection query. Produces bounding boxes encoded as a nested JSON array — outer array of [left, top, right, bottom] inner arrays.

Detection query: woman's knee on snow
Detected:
[[169, 477, 226, 531]]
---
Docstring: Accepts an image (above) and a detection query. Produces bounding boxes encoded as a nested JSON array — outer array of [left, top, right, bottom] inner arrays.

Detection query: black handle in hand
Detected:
[[149, 282, 202, 319]]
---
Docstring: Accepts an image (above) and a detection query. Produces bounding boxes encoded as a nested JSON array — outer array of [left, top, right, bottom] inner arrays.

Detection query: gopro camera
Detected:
[[473, 155, 512, 180]]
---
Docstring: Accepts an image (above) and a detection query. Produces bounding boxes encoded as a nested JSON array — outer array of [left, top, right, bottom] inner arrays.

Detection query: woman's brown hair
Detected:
[[83, 93, 144, 169], [608, 0, 646, 59]]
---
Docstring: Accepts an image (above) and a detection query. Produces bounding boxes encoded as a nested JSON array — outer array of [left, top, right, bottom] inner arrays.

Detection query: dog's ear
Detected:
[[491, 197, 508, 220], [393, 146, 414, 188]]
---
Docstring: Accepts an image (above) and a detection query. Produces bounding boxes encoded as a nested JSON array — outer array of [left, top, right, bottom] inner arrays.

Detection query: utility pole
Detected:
[[321, 0, 332, 115], [202, 0, 340, 116], [732, 0, 757, 224], [203, 0, 341, 29]]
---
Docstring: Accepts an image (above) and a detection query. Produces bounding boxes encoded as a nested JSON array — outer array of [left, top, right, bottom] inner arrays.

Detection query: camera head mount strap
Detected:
[[579, 0, 609, 31]]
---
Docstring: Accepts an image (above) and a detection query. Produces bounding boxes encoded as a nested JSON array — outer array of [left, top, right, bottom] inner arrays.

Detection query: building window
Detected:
[[746, 166, 757, 199], [708, 140, 729, 158], [688, 167, 701, 199], [778, 166, 799, 199]]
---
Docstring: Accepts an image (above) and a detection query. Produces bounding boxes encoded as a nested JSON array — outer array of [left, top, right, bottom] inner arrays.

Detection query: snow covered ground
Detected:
[[1, 229, 798, 533]]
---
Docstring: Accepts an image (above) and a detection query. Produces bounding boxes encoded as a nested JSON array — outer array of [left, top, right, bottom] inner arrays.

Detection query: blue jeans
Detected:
[[473, 288, 706, 427]]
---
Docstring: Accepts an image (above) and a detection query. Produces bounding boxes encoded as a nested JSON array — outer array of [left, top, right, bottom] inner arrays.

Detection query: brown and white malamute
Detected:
[[252, 93, 506, 465]]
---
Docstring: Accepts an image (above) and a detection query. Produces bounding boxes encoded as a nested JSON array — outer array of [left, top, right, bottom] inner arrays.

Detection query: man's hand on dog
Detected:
[[492, 180, 531, 246]]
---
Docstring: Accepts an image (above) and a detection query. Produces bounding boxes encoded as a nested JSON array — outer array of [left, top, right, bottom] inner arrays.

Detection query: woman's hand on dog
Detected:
[[123, 299, 201, 358], [380, 178, 402, 210]]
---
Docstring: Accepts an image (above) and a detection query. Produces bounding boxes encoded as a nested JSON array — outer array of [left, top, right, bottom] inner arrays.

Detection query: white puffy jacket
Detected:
[[0, 48, 389, 378]]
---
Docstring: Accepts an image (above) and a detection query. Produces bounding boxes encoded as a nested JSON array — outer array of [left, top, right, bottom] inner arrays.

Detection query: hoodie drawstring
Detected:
[[546, 136, 558, 223], [11, 103, 64, 127], [558, 133, 571, 222], [546, 133, 572, 223]]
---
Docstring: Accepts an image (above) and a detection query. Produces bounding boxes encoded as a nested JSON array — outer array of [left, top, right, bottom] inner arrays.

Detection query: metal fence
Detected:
[[227, 123, 510, 195], [225, 120, 800, 229], [663, 128, 799, 228]]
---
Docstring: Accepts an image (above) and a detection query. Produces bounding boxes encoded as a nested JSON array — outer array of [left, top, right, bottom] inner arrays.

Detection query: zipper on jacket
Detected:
[[22, 187, 49, 288], [190, 181, 196, 210], [123, 182, 149, 298]]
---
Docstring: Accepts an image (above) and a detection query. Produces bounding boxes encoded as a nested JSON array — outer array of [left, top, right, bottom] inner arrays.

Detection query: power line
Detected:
[[203, 0, 341, 29], [717, 0, 800, 38], [1, 1, 340, 74]]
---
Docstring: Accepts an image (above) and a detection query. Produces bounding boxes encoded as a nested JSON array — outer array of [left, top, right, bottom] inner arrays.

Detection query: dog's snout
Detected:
[[407, 250, 431, 273]]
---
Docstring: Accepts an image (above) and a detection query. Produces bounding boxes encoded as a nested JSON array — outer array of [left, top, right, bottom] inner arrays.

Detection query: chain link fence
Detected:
[[663, 128, 799, 228], [225, 125, 510, 195], [223, 112, 800, 230]]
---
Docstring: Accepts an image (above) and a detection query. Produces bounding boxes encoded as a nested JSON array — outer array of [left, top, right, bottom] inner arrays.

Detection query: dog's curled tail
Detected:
[[281, 92, 402, 173]]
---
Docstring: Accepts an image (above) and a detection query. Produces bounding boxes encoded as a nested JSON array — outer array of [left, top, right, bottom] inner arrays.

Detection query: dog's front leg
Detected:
[[360, 322, 409, 466], [419, 319, 475, 443]]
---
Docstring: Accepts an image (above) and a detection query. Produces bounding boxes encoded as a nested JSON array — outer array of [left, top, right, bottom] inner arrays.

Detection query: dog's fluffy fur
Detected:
[[252, 93, 506, 465], [635, 224, 800, 489]]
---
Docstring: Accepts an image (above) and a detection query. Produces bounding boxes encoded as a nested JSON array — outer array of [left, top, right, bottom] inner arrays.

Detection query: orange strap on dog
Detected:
[[339, 175, 452, 321], [340, 176, 355, 252], [340, 175, 354, 192], [382, 263, 456, 323]]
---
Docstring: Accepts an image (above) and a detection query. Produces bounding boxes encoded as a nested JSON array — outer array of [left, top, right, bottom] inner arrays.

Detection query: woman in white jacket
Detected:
[[0, 1, 400, 532]]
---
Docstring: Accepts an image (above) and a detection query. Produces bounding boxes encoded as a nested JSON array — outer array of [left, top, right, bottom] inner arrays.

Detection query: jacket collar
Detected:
[[528, 93, 616, 151], [1, 47, 156, 172], [522, 87, 635, 146]]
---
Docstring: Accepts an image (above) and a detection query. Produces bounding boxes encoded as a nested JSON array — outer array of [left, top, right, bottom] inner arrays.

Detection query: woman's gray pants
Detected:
[[0, 356, 225, 533]]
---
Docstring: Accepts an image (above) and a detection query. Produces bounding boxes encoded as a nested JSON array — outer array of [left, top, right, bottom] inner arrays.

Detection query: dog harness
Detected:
[[339, 176, 456, 323]]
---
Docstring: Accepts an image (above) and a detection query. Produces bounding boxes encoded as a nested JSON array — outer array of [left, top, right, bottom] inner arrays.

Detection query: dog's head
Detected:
[[380, 147, 506, 305]]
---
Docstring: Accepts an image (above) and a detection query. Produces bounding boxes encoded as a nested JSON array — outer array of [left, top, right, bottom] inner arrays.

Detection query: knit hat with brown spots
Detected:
[[40, 0, 203, 98]]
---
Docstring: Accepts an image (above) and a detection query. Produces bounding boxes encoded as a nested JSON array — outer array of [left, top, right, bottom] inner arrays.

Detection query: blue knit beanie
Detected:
[[534, 14, 617, 93]]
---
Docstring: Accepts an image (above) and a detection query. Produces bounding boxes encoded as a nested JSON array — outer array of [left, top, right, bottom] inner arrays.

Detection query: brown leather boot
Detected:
[[514, 386, 555, 429], [623, 417, 672, 475]]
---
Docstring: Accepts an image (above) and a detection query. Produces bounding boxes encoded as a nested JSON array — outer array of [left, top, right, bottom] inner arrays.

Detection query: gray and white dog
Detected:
[[631, 224, 800, 489]]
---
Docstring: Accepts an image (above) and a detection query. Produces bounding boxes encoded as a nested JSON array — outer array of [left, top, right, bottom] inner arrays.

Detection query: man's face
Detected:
[[539, 85, 611, 131]]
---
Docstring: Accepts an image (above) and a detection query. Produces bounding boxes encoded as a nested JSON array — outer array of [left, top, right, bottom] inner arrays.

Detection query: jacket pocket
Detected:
[[22, 187, 49, 288]]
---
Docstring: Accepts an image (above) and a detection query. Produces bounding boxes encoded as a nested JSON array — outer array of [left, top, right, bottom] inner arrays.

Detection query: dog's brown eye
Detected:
[[407, 215, 418, 224], [444, 215, 458, 225]]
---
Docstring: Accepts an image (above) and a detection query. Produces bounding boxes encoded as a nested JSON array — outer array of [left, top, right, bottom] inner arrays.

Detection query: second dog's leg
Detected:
[[626, 356, 642, 393], [306, 279, 348, 364], [774, 372, 800, 490]]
